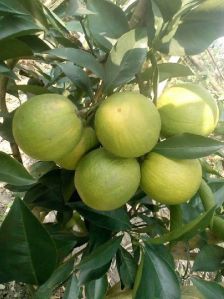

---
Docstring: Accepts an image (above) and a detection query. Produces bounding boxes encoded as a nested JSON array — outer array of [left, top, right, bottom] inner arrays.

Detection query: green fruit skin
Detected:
[[141, 152, 202, 205], [95, 92, 161, 158], [157, 83, 219, 137], [75, 148, 141, 211], [13, 94, 83, 161], [56, 127, 99, 170]]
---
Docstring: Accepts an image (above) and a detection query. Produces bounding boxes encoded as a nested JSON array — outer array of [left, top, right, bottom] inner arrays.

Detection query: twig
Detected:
[[0, 60, 23, 163], [206, 49, 224, 81], [79, 18, 96, 57]]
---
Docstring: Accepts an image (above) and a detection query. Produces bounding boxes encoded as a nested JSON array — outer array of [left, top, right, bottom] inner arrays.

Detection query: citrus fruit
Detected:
[[157, 83, 219, 137], [56, 127, 98, 170], [95, 92, 161, 158], [65, 212, 88, 236], [75, 148, 140, 211], [13, 94, 83, 161], [141, 152, 202, 205]]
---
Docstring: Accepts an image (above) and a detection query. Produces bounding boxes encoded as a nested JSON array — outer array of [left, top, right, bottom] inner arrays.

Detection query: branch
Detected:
[[0, 60, 23, 163], [129, 0, 148, 29]]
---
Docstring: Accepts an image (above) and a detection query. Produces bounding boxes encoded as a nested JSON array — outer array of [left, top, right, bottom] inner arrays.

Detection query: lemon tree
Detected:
[[0, 0, 224, 298]]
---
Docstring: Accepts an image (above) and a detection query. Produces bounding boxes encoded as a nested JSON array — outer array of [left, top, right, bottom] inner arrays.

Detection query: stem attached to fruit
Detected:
[[199, 179, 224, 240], [0, 59, 22, 163], [169, 204, 183, 231]]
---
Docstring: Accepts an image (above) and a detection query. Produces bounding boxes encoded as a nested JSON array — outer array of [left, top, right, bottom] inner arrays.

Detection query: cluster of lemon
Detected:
[[13, 83, 219, 211]]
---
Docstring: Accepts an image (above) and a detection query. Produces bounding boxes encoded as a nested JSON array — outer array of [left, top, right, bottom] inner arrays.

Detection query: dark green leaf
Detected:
[[154, 0, 182, 22], [58, 62, 92, 96], [87, 0, 129, 50], [0, 198, 57, 285], [104, 28, 148, 93], [47, 48, 104, 78], [0, 38, 33, 60], [192, 278, 224, 299], [141, 63, 193, 82], [15, 84, 51, 95], [0, 62, 18, 79], [148, 207, 215, 244], [63, 274, 80, 299], [160, 0, 224, 55], [70, 201, 131, 232], [0, 15, 42, 40], [116, 246, 137, 289], [133, 244, 180, 299], [85, 276, 108, 299], [0, 151, 36, 185], [0, 0, 28, 15], [154, 134, 224, 159], [34, 258, 74, 299], [193, 245, 224, 272], [77, 236, 122, 270]]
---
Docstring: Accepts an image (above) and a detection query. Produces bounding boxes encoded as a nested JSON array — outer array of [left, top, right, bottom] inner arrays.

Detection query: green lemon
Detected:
[[141, 152, 202, 205], [95, 92, 161, 158], [106, 289, 132, 299], [13, 94, 83, 161], [56, 127, 98, 170], [157, 83, 219, 137], [75, 148, 140, 211]]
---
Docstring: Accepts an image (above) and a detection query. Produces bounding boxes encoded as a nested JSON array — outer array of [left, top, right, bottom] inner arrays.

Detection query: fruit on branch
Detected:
[[75, 148, 140, 211], [56, 127, 98, 170], [157, 83, 219, 137], [95, 92, 161, 158], [106, 289, 132, 299], [13, 94, 83, 161], [141, 152, 202, 205]]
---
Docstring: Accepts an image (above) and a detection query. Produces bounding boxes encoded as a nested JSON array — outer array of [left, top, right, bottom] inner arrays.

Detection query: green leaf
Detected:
[[0, 38, 33, 60], [116, 246, 137, 289], [141, 63, 193, 82], [0, 62, 18, 79], [104, 28, 148, 93], [78, 236, 122, 270], [0, 1, 28, 15], [85, 276, 108, 299], [0, 151, 36, 185], [192, 278, 224, 299], [70, 201, 131, 232], [193, 245, 224, 272], [154, 0, 182, 22], [58, 62, 92, 96], [0, 198, 57, 285], [161, 0, 224, 55], [47, 48, 104, 78], [63, 274, 80, 299], [154, 134, 224, 159], [87, 0, 129, 50], [14, 84, 50, 95], [34, 258, 74, 299], [0, 15, 42, 40], [148, 207, 215, 244], [133, 244, 180, 299]]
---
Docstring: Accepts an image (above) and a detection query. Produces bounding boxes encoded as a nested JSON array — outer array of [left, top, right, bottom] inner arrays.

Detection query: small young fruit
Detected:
[[56, 127, 98, 170], [13, 94, 83, 161], [95, 92, 161, 158], [75, 148, 140, 211], [157, 83, 219, 137], [141, 152, 202, 205]]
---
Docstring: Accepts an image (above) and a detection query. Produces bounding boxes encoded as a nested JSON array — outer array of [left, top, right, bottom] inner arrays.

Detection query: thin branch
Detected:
[[0, 60, 23, 163], [207, 49, 224, 81]]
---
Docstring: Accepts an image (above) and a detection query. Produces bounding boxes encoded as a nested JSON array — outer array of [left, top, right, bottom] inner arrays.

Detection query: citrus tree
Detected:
[[0, 0, 224, 298]]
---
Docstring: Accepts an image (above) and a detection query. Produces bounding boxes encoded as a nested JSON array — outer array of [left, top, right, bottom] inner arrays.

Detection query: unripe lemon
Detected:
[[13, 94, 82, 161], [141, 152, 202, 205], [95, 92, 161, 158], [157, 83, 219, 137], [106, 289, 132, 299], [75, 148, 140, 211], [56, 127, 98, 170]]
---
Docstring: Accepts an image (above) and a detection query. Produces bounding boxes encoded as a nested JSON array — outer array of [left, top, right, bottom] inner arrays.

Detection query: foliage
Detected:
[[0, 0, 224, 298]]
